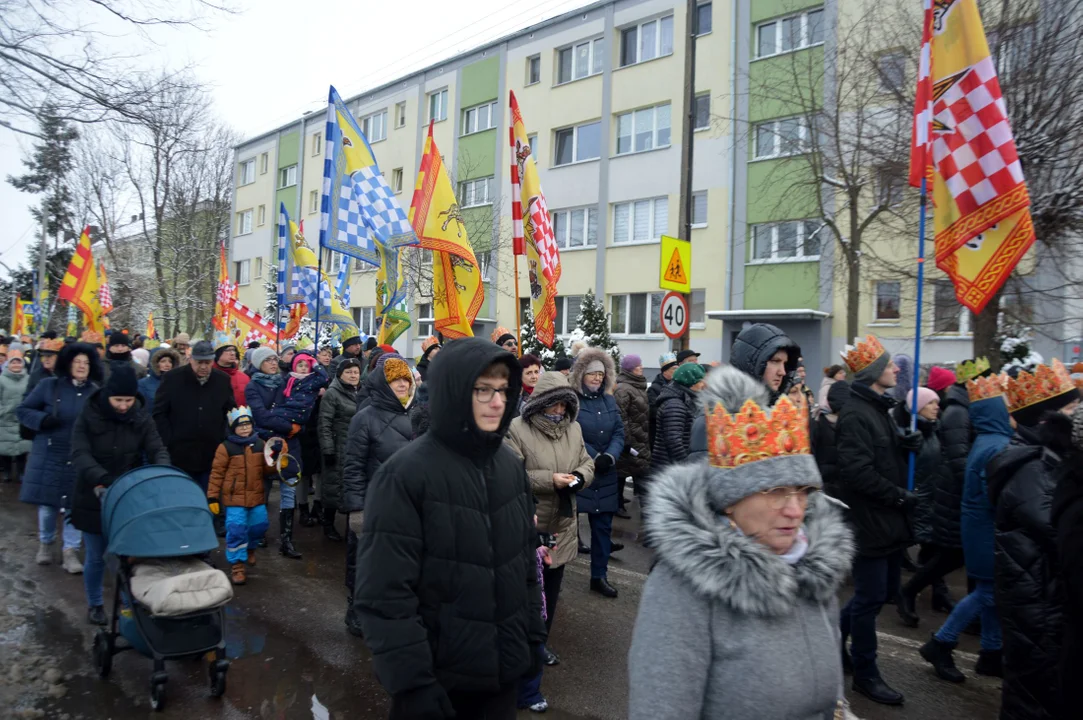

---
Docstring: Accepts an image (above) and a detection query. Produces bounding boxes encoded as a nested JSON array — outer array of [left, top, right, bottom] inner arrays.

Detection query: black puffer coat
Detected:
[[647, 371, 670, 445], [318, 377, 359, 512], [730, 322, 800, 400], [813, 381, 850, 499], [1053, 446, 1083, 712], [651, 382, 697, 470], [70, 391, 170, 534], [341, 372, 415, 513], [893, 407, 943, 545], [354, 338, 546, 697], [933, 383, 970, 548], [614, 370, 650, 479], [835, 383, 913, 557], [987, 418, 1070, 720]]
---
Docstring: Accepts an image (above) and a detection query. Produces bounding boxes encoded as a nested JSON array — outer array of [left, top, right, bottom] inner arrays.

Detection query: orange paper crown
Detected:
[[490, 326, 512, 343], [706, 394, 811, 470], [967, 373, 1007, 403], [80, 330, 104, 345], [841, 335, 886, 374], [421, 335, 440, 352], [1005, 359, 1076, 413]]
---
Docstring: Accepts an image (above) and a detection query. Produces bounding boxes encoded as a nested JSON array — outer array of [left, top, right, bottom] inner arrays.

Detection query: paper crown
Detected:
[[955, 357, 991, 384], [706, 394, 811, 470], [421, 336, 440, 352], [840, 335, 886, 374], [967, 373, 1007, 403], [227, 406, 253, 427], [36, 338, 64, 353], [80, 330, 104, 345], [490, 326, 512, 343], [1005, 359, 1076, 414]]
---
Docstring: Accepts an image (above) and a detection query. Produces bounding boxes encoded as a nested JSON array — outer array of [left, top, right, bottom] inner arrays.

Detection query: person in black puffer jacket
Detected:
[[813, 380, 850, 499], [651, 363, 705, 471], [1052, 405, 1083, 714], [354, 338, 545, 720], [341, 357, 417, 637], [647, 351, 678, 450], [932, 378, 971, 554], [729, 322, 801, 403], [987, 368, 1080, 720]]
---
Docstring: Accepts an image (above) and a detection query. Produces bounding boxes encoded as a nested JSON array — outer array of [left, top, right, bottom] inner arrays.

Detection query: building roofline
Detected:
[[233, 0, 612, 152]]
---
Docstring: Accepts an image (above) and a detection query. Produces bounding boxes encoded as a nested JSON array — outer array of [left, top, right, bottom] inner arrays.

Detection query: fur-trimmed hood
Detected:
[[697, 361, 771, 414], [647, 459, 854, 617], [521, 370, 579, 423], [569, 347, 616, 395]]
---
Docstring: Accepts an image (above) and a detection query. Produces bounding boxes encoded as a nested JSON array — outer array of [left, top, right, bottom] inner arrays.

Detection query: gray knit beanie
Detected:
[[249, 347, 278, 373], [853, 350, 892, 386]]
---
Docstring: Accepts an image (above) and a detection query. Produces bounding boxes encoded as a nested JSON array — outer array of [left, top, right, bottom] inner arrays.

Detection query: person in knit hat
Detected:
[[554, 357, 573, 374], [101, 331, 147, 382], [836, 335, 920, 706], [415, 336, 441, 383], [0, 348, 31, 483], [214, 344, 250, 407], [926, 366, 955, 395], [628, 365, 854, 720], [316, 357, 363, 542], [651, 363, 705, 473], [329, 334, 364, 377], [614, 354, 648, 520]]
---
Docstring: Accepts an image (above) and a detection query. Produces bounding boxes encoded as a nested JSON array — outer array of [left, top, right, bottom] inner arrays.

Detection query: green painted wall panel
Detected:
[[751, 0, 824, 24], [745, 158, 819, 226], [457, 132, 496, 181], [461, 57, 499, 109], [276, 188, 298, 219], [743, 262, 819, 309], [747, 47, 824, 123], [278, 132, 299, 169]]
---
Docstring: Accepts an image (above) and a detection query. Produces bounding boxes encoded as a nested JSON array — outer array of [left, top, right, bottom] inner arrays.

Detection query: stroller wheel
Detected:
[[210, 669, 227, 698], [150, 680, 167, 711], [92, 631, 112, 678]]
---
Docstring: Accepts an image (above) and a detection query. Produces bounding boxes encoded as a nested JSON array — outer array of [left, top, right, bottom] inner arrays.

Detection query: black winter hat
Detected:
[[105, 364, 139, 398], [342, 335, 362, 351], [336, 357, 362, 378], [107, 332, 132, 348], [214, 345, 238, 363], [554, 357, 573, 372], [364, 337, 378, 351]]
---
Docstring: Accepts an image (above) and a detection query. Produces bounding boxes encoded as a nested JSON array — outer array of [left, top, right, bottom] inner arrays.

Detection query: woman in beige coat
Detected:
[[506, 370, 594, 667]]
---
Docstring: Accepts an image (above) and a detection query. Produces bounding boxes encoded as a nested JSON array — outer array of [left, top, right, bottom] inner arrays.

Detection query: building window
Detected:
[[527, 133, 538, 157], [428, 89, 448, 122], [259, 153, 268, 175], [236, 210, 253, 235], [416, 303, 434, 337], [238, 159, 255, 186], [557, 37, 604, 84], [877, 166, 906, 207], [257, 204, 266, 226], [933, 281, 973, 333], [875, 281, 901, 321], [353, 306, 377, 335], [554, 121, 601, 166], [461, 101, 499, 135], [753, 115, 810, 159], [620, 15, 674, 67], [395, 102, 407, 128], [877, 52, 906, 94], [756, 6, 825, 58], [312, 132, 322, 156], [610, 292, 665, 335], [459, 177, 494, 208], [697, 3, 713, 35], [309, 190, 319, 214], [615, 103, 671, 155], [235, 259, 251, 286], [612, 197, 668, 244], [362, 110, 387, 142], [692, 191, 708, 227], [475, 250, 494, 281], [749, 220, 822, 261], [391, 168, 403, 194], [551, 207, 598, 249], [554, 295, 584, 334], [278, 164, 297, 189], [526, 54, 541, 85], [694, 94, 710, 130], [690, 288, 706, 327], [254, 257, 263, 280]]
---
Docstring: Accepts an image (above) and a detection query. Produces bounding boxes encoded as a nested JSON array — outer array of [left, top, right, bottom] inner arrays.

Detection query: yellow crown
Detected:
[[706, 394, 811, 470], [841, 335, 886, 374], [967, 373, 1007, 403], [955, 357, 991, 384], [1005, 359, 1076, 414]]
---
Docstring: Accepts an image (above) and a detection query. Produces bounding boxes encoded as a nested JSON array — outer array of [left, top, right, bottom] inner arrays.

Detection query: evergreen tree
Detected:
[[574, 289, 621, 364], [6, 107, 79, 244], [521, 307, 567, 369]]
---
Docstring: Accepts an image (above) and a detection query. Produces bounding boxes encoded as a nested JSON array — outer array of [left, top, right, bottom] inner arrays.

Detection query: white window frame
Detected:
[[874, 281, 901, 322], [553, 295, 584, 335], [553, 121, 601, 166], [609, 292, 665, 336], [259, 153, 268, 175], [238, 159, 255, 186], [391, 168, 403, 194], [361, 110, 387, 142], [236, 210, 253, 236], [556, 37, 604, 84], [352, 307, 377, 335], [696, 2, 713, 36], [551, 207, 598, 250], [235, 259, 251, 286], [312, 132, 322, 156], [612, 197, 668, 245], [693, 93, 711, 130], [254, 257, 263, 280], [691, 191, 708, 228], [257, 204, 266, 226], [690, 288, 707, 329], [459, 177, 494, 208], [527, 55, 541, 85], [395, 102, 407, 128], [619, 15, 674, 67], [278, 164, 297, 189], [755, 6, 825, 59], [460, 101, 499, 136], [308, 189, 319, 214], [615, 103, 672, 155], [416, 303, 434, 337], [753, 115, 811, 160], [428, 89, 449, 122], [748, 220, 822, 263]]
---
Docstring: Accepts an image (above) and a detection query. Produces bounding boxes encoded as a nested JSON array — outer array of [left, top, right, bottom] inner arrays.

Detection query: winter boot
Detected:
[[231, 563, 247, 585], [279, 509, 302, 559], [36, 541, 54, 565], [246, 548, 256, 566], [975, 649, 1003, 677], [311, 499, 323, 519], [896, 588, 920, 628], [931, 580, 955, 613], [62, 547, 84, 574], [299, 503, 317, 528], [919, 634, 966, 683], [345, 594, 363, 637], [323, 508, 343, 541]]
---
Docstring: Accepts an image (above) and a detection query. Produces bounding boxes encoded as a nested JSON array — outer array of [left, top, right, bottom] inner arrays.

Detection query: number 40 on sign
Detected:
[[660, 291, 689, 339]]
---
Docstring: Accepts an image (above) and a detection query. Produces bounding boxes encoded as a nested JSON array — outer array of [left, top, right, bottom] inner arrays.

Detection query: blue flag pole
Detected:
[[907, 177, 929, 492]]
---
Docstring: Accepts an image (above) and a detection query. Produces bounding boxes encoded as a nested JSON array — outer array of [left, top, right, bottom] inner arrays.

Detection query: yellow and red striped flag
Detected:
[[10, 296, 25, 337], [213, 241, 236, 331], [909, 0, 1034, 314], [58, 227, 106, 333]]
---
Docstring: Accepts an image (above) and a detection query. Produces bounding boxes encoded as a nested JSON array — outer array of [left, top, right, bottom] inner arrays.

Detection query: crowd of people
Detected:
[[3, 320, 1083, 719]]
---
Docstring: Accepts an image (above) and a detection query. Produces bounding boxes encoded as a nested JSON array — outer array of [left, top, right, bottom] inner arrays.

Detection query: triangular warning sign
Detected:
[[663, 247, 688, 285]]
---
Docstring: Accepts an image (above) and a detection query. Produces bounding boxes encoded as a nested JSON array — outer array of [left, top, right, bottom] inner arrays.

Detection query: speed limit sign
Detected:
[[660, 291, 689, 339]]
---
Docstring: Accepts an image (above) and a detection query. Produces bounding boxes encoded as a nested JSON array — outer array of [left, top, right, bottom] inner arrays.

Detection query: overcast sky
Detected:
[[0, 0, 592, 277]]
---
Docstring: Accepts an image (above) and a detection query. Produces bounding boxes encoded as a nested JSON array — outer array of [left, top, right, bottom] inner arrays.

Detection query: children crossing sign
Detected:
[[659, 235, 691, 293]]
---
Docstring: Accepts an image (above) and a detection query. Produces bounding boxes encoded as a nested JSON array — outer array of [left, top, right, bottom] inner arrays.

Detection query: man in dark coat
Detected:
[[329, 334, 364, 377], [836, 336, 919, 706], [729, 322, 801, 402], [1053, 405, 1083, 714], [100, 331, 147, 381], [354, 338, 546, 720], [153, 340, 237, 492], [647, 351, 678, 448]]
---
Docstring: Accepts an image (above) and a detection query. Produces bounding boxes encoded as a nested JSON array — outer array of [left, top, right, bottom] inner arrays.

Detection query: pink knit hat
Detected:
[[907, 387, 939, 414]]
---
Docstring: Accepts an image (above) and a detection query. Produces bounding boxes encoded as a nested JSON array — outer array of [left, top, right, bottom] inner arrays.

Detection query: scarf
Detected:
[[228, 432, 260, 447], [252, 372, 281, 389], [779, 527, 810, 565], [529, 412, 570, 440], [523, 384, 535, 396], [284, 370, 310, 398]]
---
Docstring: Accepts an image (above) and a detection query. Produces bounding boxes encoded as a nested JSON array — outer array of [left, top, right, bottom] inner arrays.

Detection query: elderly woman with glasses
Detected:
[[628, 365, 855, 720]]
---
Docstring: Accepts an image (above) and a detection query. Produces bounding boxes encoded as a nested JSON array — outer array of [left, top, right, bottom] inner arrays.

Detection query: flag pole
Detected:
[[314, 248, 323, 348], [907, 178, 929, 492], [513, 255, 522, 356]]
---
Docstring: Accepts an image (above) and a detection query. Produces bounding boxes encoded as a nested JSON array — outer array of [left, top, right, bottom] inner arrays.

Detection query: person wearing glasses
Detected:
[[492, 326, 519, 355], [354, 338, 545, 720], [628, 365, 854, 720]]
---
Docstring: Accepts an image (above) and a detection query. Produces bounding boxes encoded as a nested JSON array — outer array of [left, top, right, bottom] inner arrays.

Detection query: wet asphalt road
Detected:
[[0, 483, 1002, 719]]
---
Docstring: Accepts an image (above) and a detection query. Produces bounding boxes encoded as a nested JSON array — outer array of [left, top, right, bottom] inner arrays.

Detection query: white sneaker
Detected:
[[36, 542, 54, 565], [62, 548, 84, 574], [528, 700, 549, 713]]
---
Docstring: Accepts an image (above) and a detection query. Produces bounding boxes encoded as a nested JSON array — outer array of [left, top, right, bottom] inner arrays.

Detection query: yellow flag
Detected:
[[58, 227, 105, 333]]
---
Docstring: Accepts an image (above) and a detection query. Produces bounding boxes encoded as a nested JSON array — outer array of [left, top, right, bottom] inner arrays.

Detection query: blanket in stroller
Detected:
[[130, 558, 234, 616]]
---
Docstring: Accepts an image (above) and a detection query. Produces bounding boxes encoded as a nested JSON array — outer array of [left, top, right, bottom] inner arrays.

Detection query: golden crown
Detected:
[[1005, 359, 1076, 413], [967, 373, 1007, 403], [706, 394, 811, 470], [841, 335, 886, 374], [955, 357, 991, 383], [490, 326, 512, 343]]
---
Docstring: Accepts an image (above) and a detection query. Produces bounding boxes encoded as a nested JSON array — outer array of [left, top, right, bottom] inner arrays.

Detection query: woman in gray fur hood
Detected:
[[628, 365, 855, 720]]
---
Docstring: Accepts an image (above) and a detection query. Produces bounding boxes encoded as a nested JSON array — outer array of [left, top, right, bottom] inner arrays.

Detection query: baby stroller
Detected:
[[92, 465, 231, 711]]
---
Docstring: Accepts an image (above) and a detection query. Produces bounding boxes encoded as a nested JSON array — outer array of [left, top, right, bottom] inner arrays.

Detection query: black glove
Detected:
[[594, 453, 614, 474], [899, 431, 923, 452], [389, 683, 455, 720], [323, 454, 337, 469], [897, 491, 919, 510], [524, 642, 544, 679], [39, 415, 60, 431]]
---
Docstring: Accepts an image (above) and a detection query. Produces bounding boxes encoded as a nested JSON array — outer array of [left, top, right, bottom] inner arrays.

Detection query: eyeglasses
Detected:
[[501, 340, 517, 349], [473, 386, 510, 403], [759, 486, 819, 510]]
